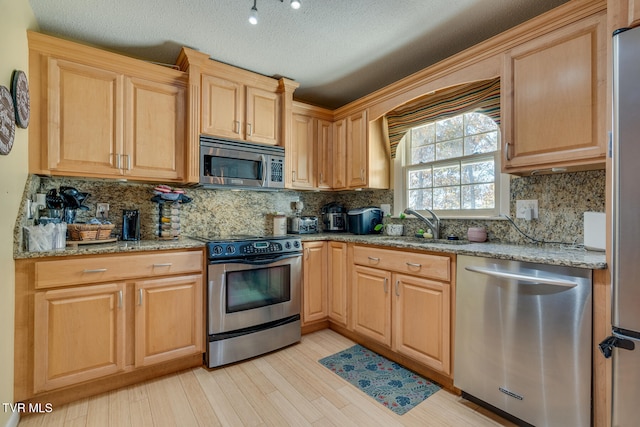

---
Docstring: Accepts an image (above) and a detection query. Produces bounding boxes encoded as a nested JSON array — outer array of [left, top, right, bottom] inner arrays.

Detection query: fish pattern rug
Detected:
[[319, 344, 441, 415]]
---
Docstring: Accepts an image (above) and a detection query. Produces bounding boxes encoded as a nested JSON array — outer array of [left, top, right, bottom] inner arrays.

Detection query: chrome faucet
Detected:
[[404, 208, 441, 239]]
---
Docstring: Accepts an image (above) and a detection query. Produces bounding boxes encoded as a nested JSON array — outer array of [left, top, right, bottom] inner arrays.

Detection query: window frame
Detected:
[[393, 113, 509, 219]]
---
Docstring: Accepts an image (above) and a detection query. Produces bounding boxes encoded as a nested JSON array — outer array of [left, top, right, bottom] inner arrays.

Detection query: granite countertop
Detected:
[[299, 233, 607, 270], [14, 237, 205, 260], [15, 233, 607, 270]]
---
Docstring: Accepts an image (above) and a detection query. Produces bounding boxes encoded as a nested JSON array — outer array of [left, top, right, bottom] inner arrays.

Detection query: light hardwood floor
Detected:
[[18, 329, 515, 426]]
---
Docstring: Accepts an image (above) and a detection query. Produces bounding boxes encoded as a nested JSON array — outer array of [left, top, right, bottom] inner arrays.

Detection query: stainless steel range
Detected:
[[202, 235, 302, 368]]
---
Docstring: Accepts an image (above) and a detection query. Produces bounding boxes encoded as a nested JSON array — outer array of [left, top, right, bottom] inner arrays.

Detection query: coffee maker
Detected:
[[121, 209, 141, 241], [321, 202, 347, 232]]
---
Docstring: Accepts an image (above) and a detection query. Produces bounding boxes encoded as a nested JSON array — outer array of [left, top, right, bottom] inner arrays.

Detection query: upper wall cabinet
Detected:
[[501, 12, 606, 174], [177, 48, 298, 183], [28, 32, 187, 182]]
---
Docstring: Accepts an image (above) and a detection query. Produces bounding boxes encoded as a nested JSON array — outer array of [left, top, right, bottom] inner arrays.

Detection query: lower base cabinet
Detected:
[[16, 249, 204, 400], [350, 245, 452, 376]]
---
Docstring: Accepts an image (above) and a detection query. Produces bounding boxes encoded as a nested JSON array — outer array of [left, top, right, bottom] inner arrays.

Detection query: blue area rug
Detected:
[[318, 344, 441, 415]]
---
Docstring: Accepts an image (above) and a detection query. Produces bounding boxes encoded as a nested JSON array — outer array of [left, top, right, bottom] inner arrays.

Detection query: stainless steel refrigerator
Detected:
[[603, 24, 640, 427]]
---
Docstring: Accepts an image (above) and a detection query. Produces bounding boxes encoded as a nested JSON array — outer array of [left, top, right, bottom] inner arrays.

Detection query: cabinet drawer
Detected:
[[35, 251, 203, 289], [353, 245, 450, 282]]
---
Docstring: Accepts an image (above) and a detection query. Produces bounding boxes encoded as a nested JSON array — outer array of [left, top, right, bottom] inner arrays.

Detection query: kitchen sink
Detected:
[[377, 236, 471, 245]]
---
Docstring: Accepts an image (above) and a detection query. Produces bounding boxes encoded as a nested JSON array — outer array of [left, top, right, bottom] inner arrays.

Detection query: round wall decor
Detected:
[[11, 70, 30, 128], [0, 85, 16, 155]]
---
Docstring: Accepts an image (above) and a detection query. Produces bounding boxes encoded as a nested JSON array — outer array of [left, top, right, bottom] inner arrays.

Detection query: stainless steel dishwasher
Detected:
[[454, 255, 592, 427]]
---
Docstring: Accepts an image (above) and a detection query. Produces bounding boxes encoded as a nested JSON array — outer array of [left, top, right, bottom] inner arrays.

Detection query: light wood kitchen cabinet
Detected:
[[350, 245, 452, 375], [332, 119, 348, 189], [316, 119, 333, 189], [15, 249, 204, 402], [290, 112, 315, 189], [201, 74, 280, 145], [352, 264, 393, 346], [33, 283, 126, 393], [327, 241, 348, 326], [627, 0, 640, 27], [302, 241, 328, 325], [346, 110, 368, 188], [28, 32, 187, 182], [135, 275, 203, 367], [502, 12, 606, 174], [393, 274, 450, 374]]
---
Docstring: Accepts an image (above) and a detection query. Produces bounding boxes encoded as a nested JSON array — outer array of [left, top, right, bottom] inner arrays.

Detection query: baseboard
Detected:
[[4, 411, 20, 427]]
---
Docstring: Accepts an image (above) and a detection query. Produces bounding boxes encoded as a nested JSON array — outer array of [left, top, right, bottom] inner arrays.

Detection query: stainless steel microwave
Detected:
[[199, 136, 285, 190]]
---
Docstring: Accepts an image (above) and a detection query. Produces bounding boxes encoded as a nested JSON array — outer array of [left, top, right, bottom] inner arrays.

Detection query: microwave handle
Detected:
[[260, 155, 267, 186]]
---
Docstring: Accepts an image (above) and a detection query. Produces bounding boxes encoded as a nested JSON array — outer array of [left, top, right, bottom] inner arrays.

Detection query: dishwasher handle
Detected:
[[464, 265, 578, 288]]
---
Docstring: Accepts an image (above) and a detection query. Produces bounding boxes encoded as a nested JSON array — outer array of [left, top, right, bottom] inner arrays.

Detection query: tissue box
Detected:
[[584, 212, 605, 251]]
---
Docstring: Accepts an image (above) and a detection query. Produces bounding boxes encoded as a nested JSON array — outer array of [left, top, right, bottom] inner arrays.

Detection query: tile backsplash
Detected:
[[17, 169, 605, 249]]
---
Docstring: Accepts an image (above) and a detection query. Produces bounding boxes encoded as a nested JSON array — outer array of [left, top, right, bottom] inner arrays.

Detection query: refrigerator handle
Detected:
[[599, 335, 636, 358]]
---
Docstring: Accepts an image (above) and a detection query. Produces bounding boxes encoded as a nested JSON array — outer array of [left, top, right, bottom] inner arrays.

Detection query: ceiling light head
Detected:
[[290, 0, 301, 10], [249, 0, 258, 25]]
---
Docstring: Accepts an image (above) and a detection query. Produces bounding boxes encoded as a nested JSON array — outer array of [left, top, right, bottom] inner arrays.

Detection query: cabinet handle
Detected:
[[505, 142, 512, 161], [305, 247, 310, 260], [125, 154, 131, 170], [384, 277, 389, 293], [320, 172, 324, 182], [395, 280, 400, 297], [118, 290, 123, 309], [406, 262, 422, 268], [115, 153, 121, 169], [138, 288, 143, 306], [153, 263, 172, 267], [234, 121, 240, 134], [292, 171, 296, 182], [83, 268, 107, 273], [367, 256, 380, 262], [360, 168, 365, 180], [247, 123, 252, 136]]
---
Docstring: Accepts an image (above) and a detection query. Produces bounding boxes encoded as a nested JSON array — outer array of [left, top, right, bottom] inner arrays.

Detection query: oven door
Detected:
[[208, 253, 301, 334]]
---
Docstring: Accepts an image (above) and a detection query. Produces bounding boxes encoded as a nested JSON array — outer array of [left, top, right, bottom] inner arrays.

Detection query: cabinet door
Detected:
[[316, 119, 333, 189], [135, 275, 203, 367], [332, 119, 347, 189], [327, 241, 348, 326], [393, 274, 451, 375], [351, 265, 391, 346], [630, 0, 640, 28], [246, 86, 279, 145], [47, 58, 123, 176], [502, 13, 606, 172], [290, 113, 315, 189], [302, 242, 328, 324], [34, 283, 126, 392], [346, 110, 368, 188], [125, 77, 185, 180], [201, 74, 244, 139]]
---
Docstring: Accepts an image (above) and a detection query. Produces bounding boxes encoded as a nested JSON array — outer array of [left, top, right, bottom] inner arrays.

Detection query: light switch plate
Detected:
[[96, 203, 109, 220], [516, 200, 538, 220]]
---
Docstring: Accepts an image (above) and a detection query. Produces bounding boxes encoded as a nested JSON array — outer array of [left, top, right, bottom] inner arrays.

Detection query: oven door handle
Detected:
[[209, 253, 301, 266]]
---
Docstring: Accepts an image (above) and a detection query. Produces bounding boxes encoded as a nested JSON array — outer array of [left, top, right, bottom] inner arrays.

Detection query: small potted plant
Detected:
[[374, 212, 406, 236]]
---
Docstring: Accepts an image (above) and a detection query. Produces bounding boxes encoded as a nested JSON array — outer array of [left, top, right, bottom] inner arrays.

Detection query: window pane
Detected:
[[433, 164, 460, 187], [433, 186, 460, 210], [436, 139, 463, 160], [435, 116, 463, 142], [464, 131, 498, 155], [462, 183, 495, 209], [411, 123, 435, 147], [411, 144, 435, 164], [464, 112, 498, 135], [408, 169, 432, 189], [408, 189, 432, 210], [461, 159, 495, 184]]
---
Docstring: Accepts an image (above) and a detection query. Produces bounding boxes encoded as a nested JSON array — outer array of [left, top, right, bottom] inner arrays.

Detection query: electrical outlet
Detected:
[[516, 200, 538, 220], [96, 203, 110, 220]]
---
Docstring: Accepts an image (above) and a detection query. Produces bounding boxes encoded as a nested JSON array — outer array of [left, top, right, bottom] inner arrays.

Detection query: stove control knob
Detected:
[[285, 242, 291, 249], [212, 245, 223, 255], [226, 245, 236, 255], [293, 241, 300, 248]]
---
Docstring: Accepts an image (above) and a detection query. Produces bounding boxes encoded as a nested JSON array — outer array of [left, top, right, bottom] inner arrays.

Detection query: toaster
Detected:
[[347, 207, 383, 235], [287, 216, 318, 234]]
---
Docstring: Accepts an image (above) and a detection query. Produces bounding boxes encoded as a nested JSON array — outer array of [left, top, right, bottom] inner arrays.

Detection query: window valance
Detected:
[[386, 78, 500, 158]]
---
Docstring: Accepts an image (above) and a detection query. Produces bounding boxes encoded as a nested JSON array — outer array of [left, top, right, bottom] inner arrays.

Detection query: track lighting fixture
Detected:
[[248, 0, 301, 25]]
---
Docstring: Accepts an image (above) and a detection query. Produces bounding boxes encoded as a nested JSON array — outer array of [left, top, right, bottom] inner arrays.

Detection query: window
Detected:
[[396, 111, 508, 218]]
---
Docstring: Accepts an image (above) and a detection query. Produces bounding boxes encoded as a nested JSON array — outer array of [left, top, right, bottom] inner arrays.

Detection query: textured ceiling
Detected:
[[28, 0, 569, 109]]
